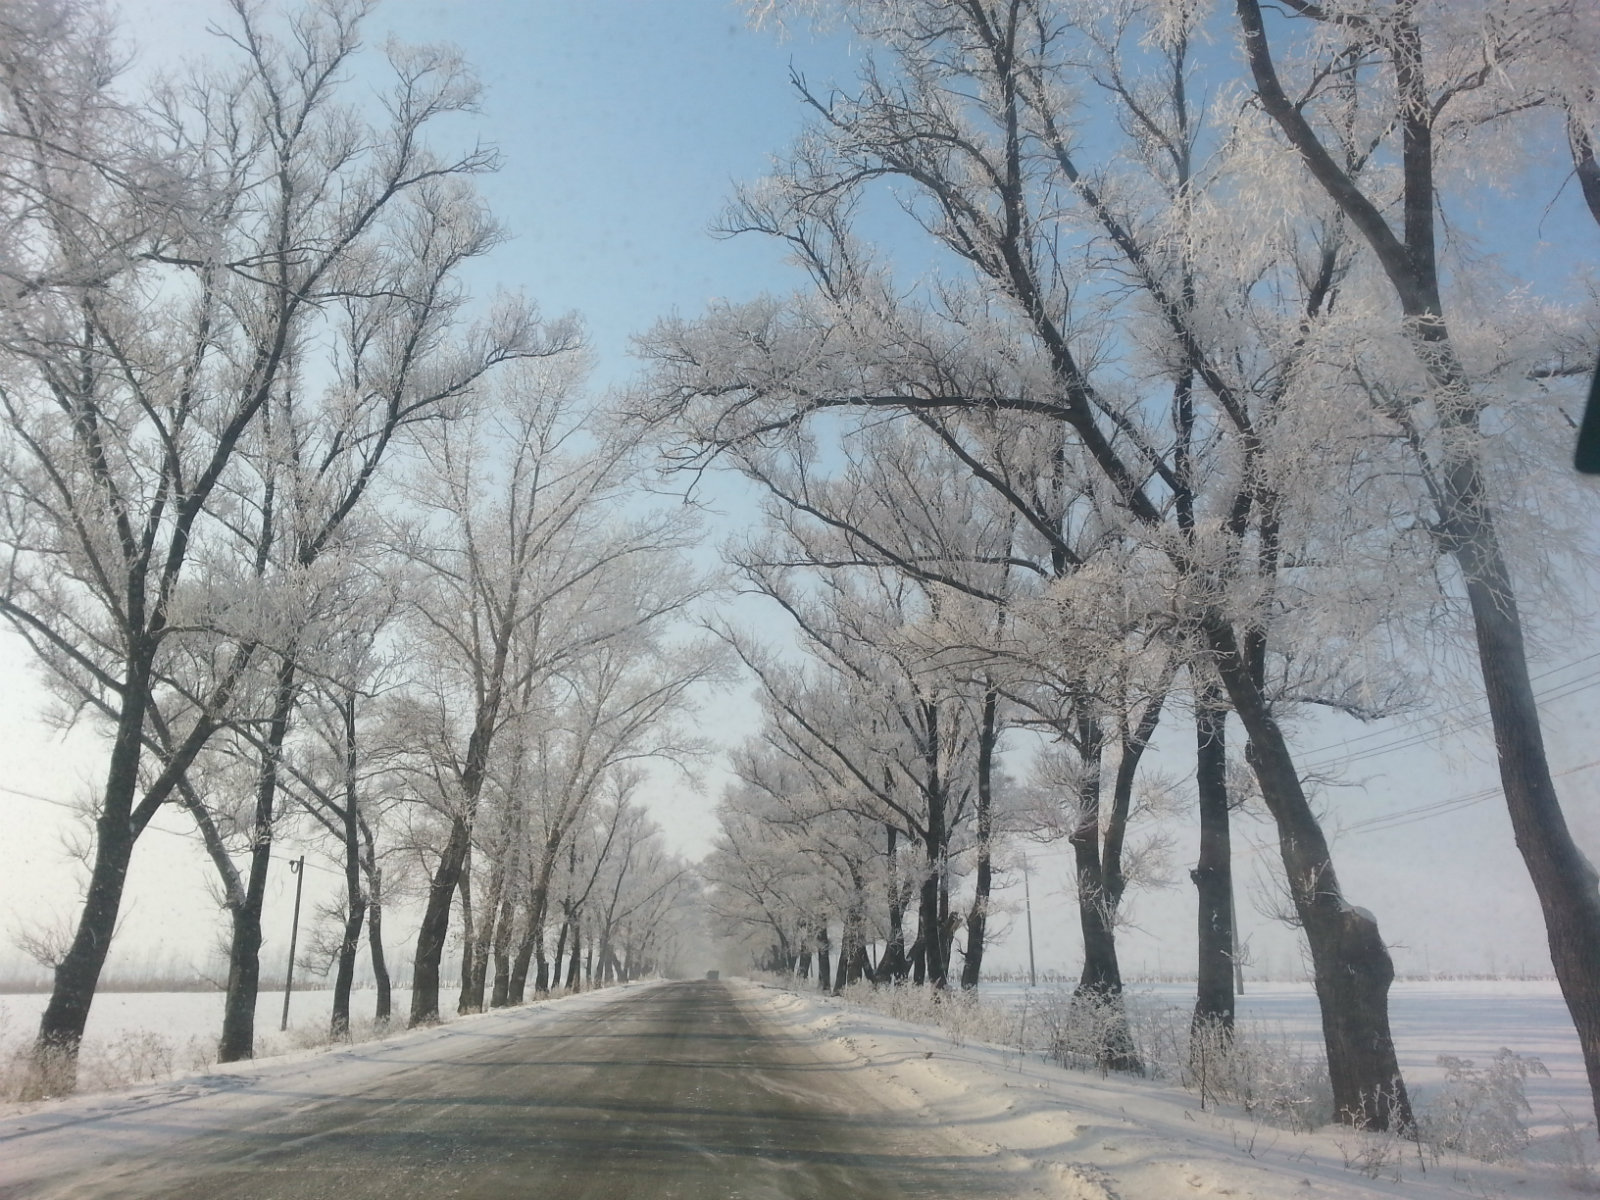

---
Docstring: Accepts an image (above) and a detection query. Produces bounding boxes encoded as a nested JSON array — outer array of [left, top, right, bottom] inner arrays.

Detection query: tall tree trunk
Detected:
[[411, 815, 471, 1025], [564, 915, 583, 992], [330, 899, 366, 1041], [490, 890, 518, 1008], [331, 691, 366, 1041], [816, 923, 832, 993], [1065, 717, 1139, 1071], [1458, 540, 1600, 1135], [218, 656, 299, 1063], [961, 690, 999, 989], [359, 819, 390, 1024], [456, 850, 476, 1014], [916, 865, 945, 989], [545, 917, 569, 995], [919, 701, 949, 989], [27, 669, 151, 1096], [1191, 692, 1235, 1038], [462, 849, 501, 1014], [1208, 618, 1410, 1129], [880, 825, 909, 983]]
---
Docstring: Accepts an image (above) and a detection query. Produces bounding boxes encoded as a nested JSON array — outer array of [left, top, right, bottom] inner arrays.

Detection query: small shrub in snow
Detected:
[[1037, 988, 1143, 1075], [1333, 1121, 1410, 1183], [183, 1035, 216, 1074], [1417, 1048, 1547, 1163], [1180, 1019, 1332, 1132], [1557, 1113, 1600, 1193], [78, 1030, 177, 1091]]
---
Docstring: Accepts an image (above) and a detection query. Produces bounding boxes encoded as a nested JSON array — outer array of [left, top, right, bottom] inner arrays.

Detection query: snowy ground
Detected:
[[745, 978, 1600, 1199], [987, 980, 1592, 1139], [0, 982, 654, 1191], [0, 986, 413, 1098], [2, 979, 1595, 1197]]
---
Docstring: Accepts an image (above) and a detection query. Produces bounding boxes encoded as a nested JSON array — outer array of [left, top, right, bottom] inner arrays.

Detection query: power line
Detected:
[[1233, 757, 1600, 861], [1295, 660, 1600, 775], [1293, 650, 1600, 763]]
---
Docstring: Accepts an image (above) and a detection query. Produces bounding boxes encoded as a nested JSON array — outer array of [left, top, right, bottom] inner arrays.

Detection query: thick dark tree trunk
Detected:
[[410, 816, 472, 1026], [962, 690, 999, 989], [564, 916, 583, 992], [219, 656, 299, 1063], [919, 700, 950, 989], [489, 888, 517, 1008], [542, 917, 568, 997], [330, 898, 365, 1040], [1071, 896, 1140, 1074], [461, 853, 500, 1014], [368, 893, 391, 1024], [1461, 558, 1600, 1135], [509, 923, 535, 1003], [28, 675, 147, 1096], [456, 852, 476, 1014], [1191, 693, 1235, 1038], [1065, 718, 1139, 1072], [218, 896, 264, 1063], [917, 868, 947, 988], [331, 692, 366, 1040], [879, 826, 909, 983], [359, 821, 390, 1024], [1208, 618, 1410, 1129], [816, 925, 832, 993]]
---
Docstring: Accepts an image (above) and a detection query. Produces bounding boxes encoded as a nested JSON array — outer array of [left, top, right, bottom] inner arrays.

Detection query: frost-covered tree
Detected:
[[0, 0, 546, 1087], [395, 357, 702, 1025], [1231, 0, 1600, 1132], [639, 0, 1515, 1127]]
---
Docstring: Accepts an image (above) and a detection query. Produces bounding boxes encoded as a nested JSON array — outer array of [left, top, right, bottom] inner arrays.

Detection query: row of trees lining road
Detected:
[[4, 0, 1599, 1145], [0, 0, 713, 1097], [640, 0, 1600, 1133]]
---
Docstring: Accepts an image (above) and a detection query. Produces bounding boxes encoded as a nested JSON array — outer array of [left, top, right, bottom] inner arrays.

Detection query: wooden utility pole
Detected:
[[280, 856, 306, 1032], [1023, 856, 1036, 987]]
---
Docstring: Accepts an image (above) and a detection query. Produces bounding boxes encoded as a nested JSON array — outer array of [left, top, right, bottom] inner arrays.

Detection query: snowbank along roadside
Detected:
[[0, 980, 656, 1190], [735, 978, 1598, 1200]]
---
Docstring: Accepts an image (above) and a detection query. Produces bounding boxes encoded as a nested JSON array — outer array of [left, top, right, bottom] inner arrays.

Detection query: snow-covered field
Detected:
[[983, 980, 1592, 1138], [1, 986, 406, 1050], [749, 978, 1600, 1198], [0, 986, 411, 1096]]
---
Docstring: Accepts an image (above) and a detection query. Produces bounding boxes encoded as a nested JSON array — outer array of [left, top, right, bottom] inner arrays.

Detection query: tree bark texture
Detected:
[[960, 692, 999, 989], [1191, 695, 1235, 1037], [219, 656, 300, 1063], [27, 678, 148, 1095], [411, 816, 472, 1025], [1208, 619, 1410, 1128]]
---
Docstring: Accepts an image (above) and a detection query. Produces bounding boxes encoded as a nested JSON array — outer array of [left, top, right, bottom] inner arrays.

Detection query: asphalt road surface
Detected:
[[7, 981, 1022, 1199]]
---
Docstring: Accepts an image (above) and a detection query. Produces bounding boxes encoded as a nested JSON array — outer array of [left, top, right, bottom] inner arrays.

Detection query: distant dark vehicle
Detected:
[[705, 970, 720, 981]]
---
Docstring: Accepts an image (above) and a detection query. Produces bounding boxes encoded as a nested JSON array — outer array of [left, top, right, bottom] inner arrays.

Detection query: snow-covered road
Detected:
[[0, 980, 1031, 1199]]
